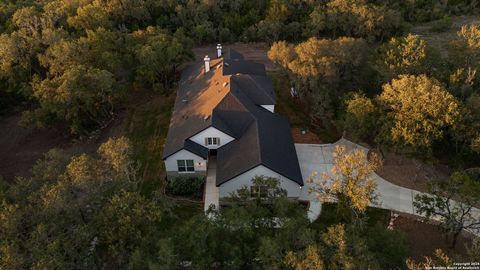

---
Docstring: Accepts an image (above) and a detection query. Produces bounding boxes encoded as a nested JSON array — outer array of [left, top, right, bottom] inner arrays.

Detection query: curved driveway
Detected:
[[295, 139, 480, 235]]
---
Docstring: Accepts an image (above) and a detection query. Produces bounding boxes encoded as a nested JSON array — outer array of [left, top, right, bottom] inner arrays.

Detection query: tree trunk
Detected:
[[450, 230, 461, 249]]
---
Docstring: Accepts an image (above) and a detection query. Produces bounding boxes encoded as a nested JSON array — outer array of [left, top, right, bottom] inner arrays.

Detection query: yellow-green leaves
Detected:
[[379, 75, 460, 149], [311, 145, 381, 214], [378, 34, 428, 78], [268, 37, 367, 80], [344, 92, 377, 140]]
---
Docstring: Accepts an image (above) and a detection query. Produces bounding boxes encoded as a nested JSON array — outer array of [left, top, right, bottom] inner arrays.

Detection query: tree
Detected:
[[268, 37, 370, 125], [414, 172, 480, 248], [284, 37, 368, 83], [406, 249, 452, 270], [0, 138, 172, 269], [67, 4, 112, 31], [174, 176, 316, 269], [29, 64, 115, 134], [97, 190, 166, 267], [130, 26, 194, 90], [321, 223, 379, 269], [377, 34, 429, 79], [98, 136, 138, 181], [309, 145, 381, 218], [448, 24, 480, 99], [378, 75, 461, 152], [343, 92, 377, 141], [268, 40, 295, 70], [284, 245, 325, 270], [322, 0, 402, 41], [449, 24, 480, 74]]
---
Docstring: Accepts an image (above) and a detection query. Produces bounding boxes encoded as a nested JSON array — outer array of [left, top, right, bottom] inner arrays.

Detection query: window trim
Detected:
[[177, 159, 195, 173], [205, 137, 221, 146]]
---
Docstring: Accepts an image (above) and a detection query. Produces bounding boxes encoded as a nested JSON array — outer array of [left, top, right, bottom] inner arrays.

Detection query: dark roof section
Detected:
[[215, 89, 303, 186], [223, 59, 266, 76], [231, 75, 275, 105], [163, 49, 303, 186], [184, 139, 208, 159], [224, 48, 244, 60], [212, 93, 255, 138]]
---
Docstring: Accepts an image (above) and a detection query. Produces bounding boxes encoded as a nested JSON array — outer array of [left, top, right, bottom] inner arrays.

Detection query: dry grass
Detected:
[[392, 213, 475, 262], [411, 15, 480, 57], [123, 91, 175, 194]]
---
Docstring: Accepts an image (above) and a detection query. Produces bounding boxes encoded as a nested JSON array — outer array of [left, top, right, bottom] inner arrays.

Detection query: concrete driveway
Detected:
[[295, 139, 480, 236]]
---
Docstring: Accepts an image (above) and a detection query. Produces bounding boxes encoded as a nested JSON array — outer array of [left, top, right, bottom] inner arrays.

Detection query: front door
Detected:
[[209, 149, 217, 157]]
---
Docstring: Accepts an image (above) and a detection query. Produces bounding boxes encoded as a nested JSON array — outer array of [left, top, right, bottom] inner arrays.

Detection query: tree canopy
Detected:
[[378, 75, 461, 152]]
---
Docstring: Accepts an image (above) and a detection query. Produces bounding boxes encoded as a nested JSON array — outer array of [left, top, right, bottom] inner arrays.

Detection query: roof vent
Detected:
[[182, 98, 188, 103], [203, 115, 210, 121], [222, 82, 228, 87], [224, 62, 229, 67]]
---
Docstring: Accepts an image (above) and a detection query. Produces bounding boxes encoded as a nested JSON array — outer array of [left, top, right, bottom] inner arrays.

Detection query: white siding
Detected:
[[164, 149, 207, 172], [189, 126, 235, 149], [261, 105, 274, 112], [218, 165, 301, 198]]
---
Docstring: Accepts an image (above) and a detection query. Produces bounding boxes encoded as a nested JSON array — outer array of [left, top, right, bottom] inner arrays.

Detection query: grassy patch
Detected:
[[310, 202, 391, 232], [173, 200, 204, 224], [123, 91, 175, 195]]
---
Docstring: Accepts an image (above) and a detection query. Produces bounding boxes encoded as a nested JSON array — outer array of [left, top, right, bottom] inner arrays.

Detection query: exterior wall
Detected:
[[189, 126, 235, 149], [164, 149, 207, 178], [218, 165, 302, 198], [261, 105, 275, 112]]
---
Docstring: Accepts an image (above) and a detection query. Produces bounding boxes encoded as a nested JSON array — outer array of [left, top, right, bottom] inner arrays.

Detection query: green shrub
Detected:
[[430, 16, 452, 32], [169, 176, 205, 197]]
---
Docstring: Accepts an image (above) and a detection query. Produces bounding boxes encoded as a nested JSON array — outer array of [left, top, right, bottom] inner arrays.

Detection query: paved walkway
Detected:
[[204, 157, 219, 212], [296, 139, 480, 236]]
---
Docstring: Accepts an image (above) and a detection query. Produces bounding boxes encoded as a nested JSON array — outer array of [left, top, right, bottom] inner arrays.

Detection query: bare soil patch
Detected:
[[192, 42, 279, 71], [392, 213, 475, 262], [373, 150, 450, 193], [292, 127, 323, 144], [0, 112, 124, 182]]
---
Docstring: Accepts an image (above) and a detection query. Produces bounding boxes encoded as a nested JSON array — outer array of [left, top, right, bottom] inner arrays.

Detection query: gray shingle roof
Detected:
[[163, 50, 303, 186], [224, 48, 244, 60]]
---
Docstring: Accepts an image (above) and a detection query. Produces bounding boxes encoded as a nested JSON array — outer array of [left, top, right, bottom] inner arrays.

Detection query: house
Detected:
[[162, 46, 303, 198]]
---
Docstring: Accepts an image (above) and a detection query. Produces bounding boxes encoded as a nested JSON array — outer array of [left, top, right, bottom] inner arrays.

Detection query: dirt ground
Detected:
[[392, 213, 474, 262], [0, 112, 124, 182], [192, 42, 279, 71], [411, 15, 480, 57], [372, 150, 450, 193], [291, 127, 323, 144]]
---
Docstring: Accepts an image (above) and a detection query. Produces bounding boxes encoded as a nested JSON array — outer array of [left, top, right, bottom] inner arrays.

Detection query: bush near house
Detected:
[[168, 176, 205, 198]]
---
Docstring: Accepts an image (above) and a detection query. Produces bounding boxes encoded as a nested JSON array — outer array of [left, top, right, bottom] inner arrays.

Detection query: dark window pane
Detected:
[[177, 160, 186, 171]]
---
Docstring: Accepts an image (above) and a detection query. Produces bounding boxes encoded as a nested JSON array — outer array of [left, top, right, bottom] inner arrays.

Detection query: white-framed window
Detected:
[[177, 160, 194, 172], [205, 137, 220, 146]]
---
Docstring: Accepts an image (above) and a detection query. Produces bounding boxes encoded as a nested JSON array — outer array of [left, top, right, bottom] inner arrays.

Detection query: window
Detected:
[[205, 137, 220, 146], [177, 160, 194, 172]]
